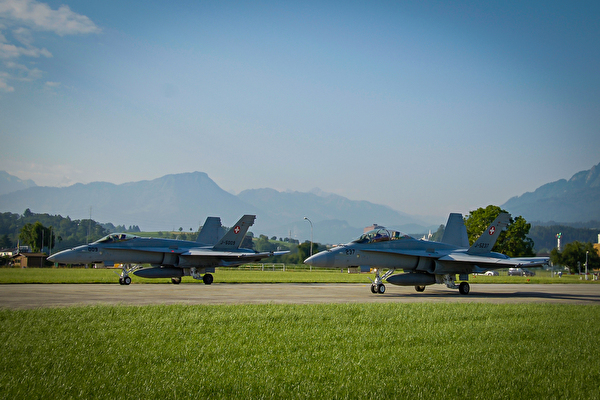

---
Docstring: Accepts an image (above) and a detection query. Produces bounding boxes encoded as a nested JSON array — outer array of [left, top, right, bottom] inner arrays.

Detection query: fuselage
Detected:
[[304, 235, 457, 271], [48, 234, 203, 266]]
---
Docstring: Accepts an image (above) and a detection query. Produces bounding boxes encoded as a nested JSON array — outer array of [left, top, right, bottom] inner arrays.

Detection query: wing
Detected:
[[435, 253, 549, 273], [181, 249, 289, 267]]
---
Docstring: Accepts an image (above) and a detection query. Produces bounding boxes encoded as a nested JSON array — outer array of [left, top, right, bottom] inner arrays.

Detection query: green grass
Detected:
[[1, 267, 599, 284], [1, 303, 599, 399]]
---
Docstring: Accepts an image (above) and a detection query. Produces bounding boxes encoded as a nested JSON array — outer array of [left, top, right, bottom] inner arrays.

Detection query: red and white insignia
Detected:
[[234, 226, 241, 234], [488, 226, 496, 235]]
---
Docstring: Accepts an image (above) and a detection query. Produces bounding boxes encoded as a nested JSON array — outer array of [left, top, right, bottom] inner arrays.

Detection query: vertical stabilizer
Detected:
[[213, 215, 256, 250], [441, 213, 469, 248], [467, 212, 511, 254], [196, 217, 222, 245]]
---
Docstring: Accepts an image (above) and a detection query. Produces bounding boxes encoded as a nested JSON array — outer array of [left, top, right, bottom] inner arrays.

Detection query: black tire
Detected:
[[370, 285, 377, 294], [459, 281, 470, 295], [202, 273, 214, 285], [415, 285, 426, 292], [377, 284, 386, 294], [171, 277, 181, 284], [123, 276, 132, 285], [119, 278, 124, 285]]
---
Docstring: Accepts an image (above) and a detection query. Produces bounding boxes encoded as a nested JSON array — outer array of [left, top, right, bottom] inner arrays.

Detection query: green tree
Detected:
[[464, 205, 535, 257], [550, 241, 600, 274], [19, 222, 55, 253], [431, 225, 445, 242], [0, 234, 12, 249]]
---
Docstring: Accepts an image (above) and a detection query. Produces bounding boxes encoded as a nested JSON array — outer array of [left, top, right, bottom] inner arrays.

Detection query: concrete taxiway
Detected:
[[1, 283, 599, 309]]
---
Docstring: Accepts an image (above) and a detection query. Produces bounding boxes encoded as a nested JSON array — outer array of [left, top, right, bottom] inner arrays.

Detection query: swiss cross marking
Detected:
[[489, 226, 496, 235], [234, 226, 241, 234]]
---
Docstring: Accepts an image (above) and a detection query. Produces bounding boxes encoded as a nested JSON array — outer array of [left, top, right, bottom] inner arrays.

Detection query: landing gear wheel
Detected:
[[459, 281, 470, 295], [370, 285, 377, 294], [171, 277, 181, 284], [119, 277, 124, 285], [415, 285, 426, 292], [202, 273, 214, 285], [377, 284, 386, 294], [123, 276, 132, 285]]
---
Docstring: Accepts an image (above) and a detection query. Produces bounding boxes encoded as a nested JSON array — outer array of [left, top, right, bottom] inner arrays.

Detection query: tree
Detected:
[[464, 205, 535, 257], [550, 241, 600, 274], [0, 234, 12, 249], [19, 222, 55, 253], [430, 225, 445, 242]]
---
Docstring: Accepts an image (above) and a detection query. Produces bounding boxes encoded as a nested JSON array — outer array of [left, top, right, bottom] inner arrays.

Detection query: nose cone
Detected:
[[47, 249, 72, 264], [47, 247, 85, 264], [304, 250, 336, 268]]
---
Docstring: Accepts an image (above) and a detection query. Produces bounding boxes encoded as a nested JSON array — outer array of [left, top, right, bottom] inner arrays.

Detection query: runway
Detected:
[[1, 283, 599, 309]]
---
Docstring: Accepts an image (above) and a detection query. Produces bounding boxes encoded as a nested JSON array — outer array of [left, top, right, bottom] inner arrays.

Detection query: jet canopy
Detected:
[[93, 233, 139, 244], [352, 228, 411, 244]]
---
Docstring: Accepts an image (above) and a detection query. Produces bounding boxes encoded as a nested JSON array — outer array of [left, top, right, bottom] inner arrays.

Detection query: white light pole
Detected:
[[303, 217, 313, 258], [586, 250, 589, 280]]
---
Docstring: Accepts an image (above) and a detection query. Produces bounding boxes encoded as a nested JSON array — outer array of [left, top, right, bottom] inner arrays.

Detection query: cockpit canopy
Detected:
[[352, 228, 411, 244], [93, 233, 139, 244]]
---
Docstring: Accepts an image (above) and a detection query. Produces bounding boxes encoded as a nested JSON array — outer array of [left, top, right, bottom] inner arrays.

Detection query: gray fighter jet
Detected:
[[48, 215, 287, 285], [304, 212, 548, 295]]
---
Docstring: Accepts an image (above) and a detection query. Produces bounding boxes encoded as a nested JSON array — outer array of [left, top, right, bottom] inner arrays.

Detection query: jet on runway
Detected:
[[48, 215, 287, 285], [304, 212, 549, 295]]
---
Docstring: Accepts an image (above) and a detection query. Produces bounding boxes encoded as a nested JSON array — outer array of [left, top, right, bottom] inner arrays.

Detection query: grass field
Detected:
[[1, 303, 599, 399], [0, 267, 599, 285]]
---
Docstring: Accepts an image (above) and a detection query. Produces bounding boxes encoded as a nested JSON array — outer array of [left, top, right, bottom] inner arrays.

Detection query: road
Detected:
[[1, 283, 599, 309]]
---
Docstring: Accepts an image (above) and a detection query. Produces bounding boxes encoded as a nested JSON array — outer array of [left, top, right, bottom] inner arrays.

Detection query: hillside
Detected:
[[502, 162, 600, 223]]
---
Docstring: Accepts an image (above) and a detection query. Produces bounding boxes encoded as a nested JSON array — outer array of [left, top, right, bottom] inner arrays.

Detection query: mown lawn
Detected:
[[1, 303, 599, 399], [0, 267, 598, 284]]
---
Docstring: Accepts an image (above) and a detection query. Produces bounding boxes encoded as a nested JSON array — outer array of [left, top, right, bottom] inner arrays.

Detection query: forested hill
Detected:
[[502, 162, 600, 223], [527, 225, 600, 253]]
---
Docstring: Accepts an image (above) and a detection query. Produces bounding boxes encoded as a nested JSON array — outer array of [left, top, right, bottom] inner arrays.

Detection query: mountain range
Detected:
[[0, 171, 37, 196], [0, 171, 428, 243], [501, 162, 600, 223], [1, 162, 599, 243]]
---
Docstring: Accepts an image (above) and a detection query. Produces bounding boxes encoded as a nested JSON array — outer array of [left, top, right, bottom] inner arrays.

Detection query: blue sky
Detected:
[[1, 0, 598, 220]]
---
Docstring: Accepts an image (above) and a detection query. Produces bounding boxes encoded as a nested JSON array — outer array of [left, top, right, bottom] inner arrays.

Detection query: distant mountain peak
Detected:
[[502, 161, 600, 223], [0, 171, 37, 196], [309, 188, 333, 197]]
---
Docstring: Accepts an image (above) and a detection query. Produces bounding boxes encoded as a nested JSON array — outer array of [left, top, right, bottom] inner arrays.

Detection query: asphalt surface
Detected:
[[1, 283, 599, 309]]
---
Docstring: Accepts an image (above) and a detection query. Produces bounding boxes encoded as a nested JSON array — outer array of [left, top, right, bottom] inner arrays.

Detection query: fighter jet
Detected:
[[48, 215, 287, 285], [304, 212, 548, 295]]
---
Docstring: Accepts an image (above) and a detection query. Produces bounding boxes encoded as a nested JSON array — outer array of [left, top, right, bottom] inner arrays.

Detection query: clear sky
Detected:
[[1, 0, 599, 220]]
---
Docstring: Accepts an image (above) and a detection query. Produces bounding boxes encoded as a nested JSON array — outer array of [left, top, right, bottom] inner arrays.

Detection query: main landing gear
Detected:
[[190, 268, 213, 285], [117, 264, 141, 285], [369, 268, 395, 294], [442, 274, 470, 295]]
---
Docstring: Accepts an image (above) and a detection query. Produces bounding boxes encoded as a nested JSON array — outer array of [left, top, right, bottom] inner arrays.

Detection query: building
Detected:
[[12, 253, 47, 268]]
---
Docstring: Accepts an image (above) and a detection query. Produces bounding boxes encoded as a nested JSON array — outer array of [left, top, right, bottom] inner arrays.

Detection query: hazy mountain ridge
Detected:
[[502, 162, 600, 222], [2, 161, 599, 243], [0, 171, 37, 196], [0, 171, 430, 243], [0, 172, 259, 232]]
